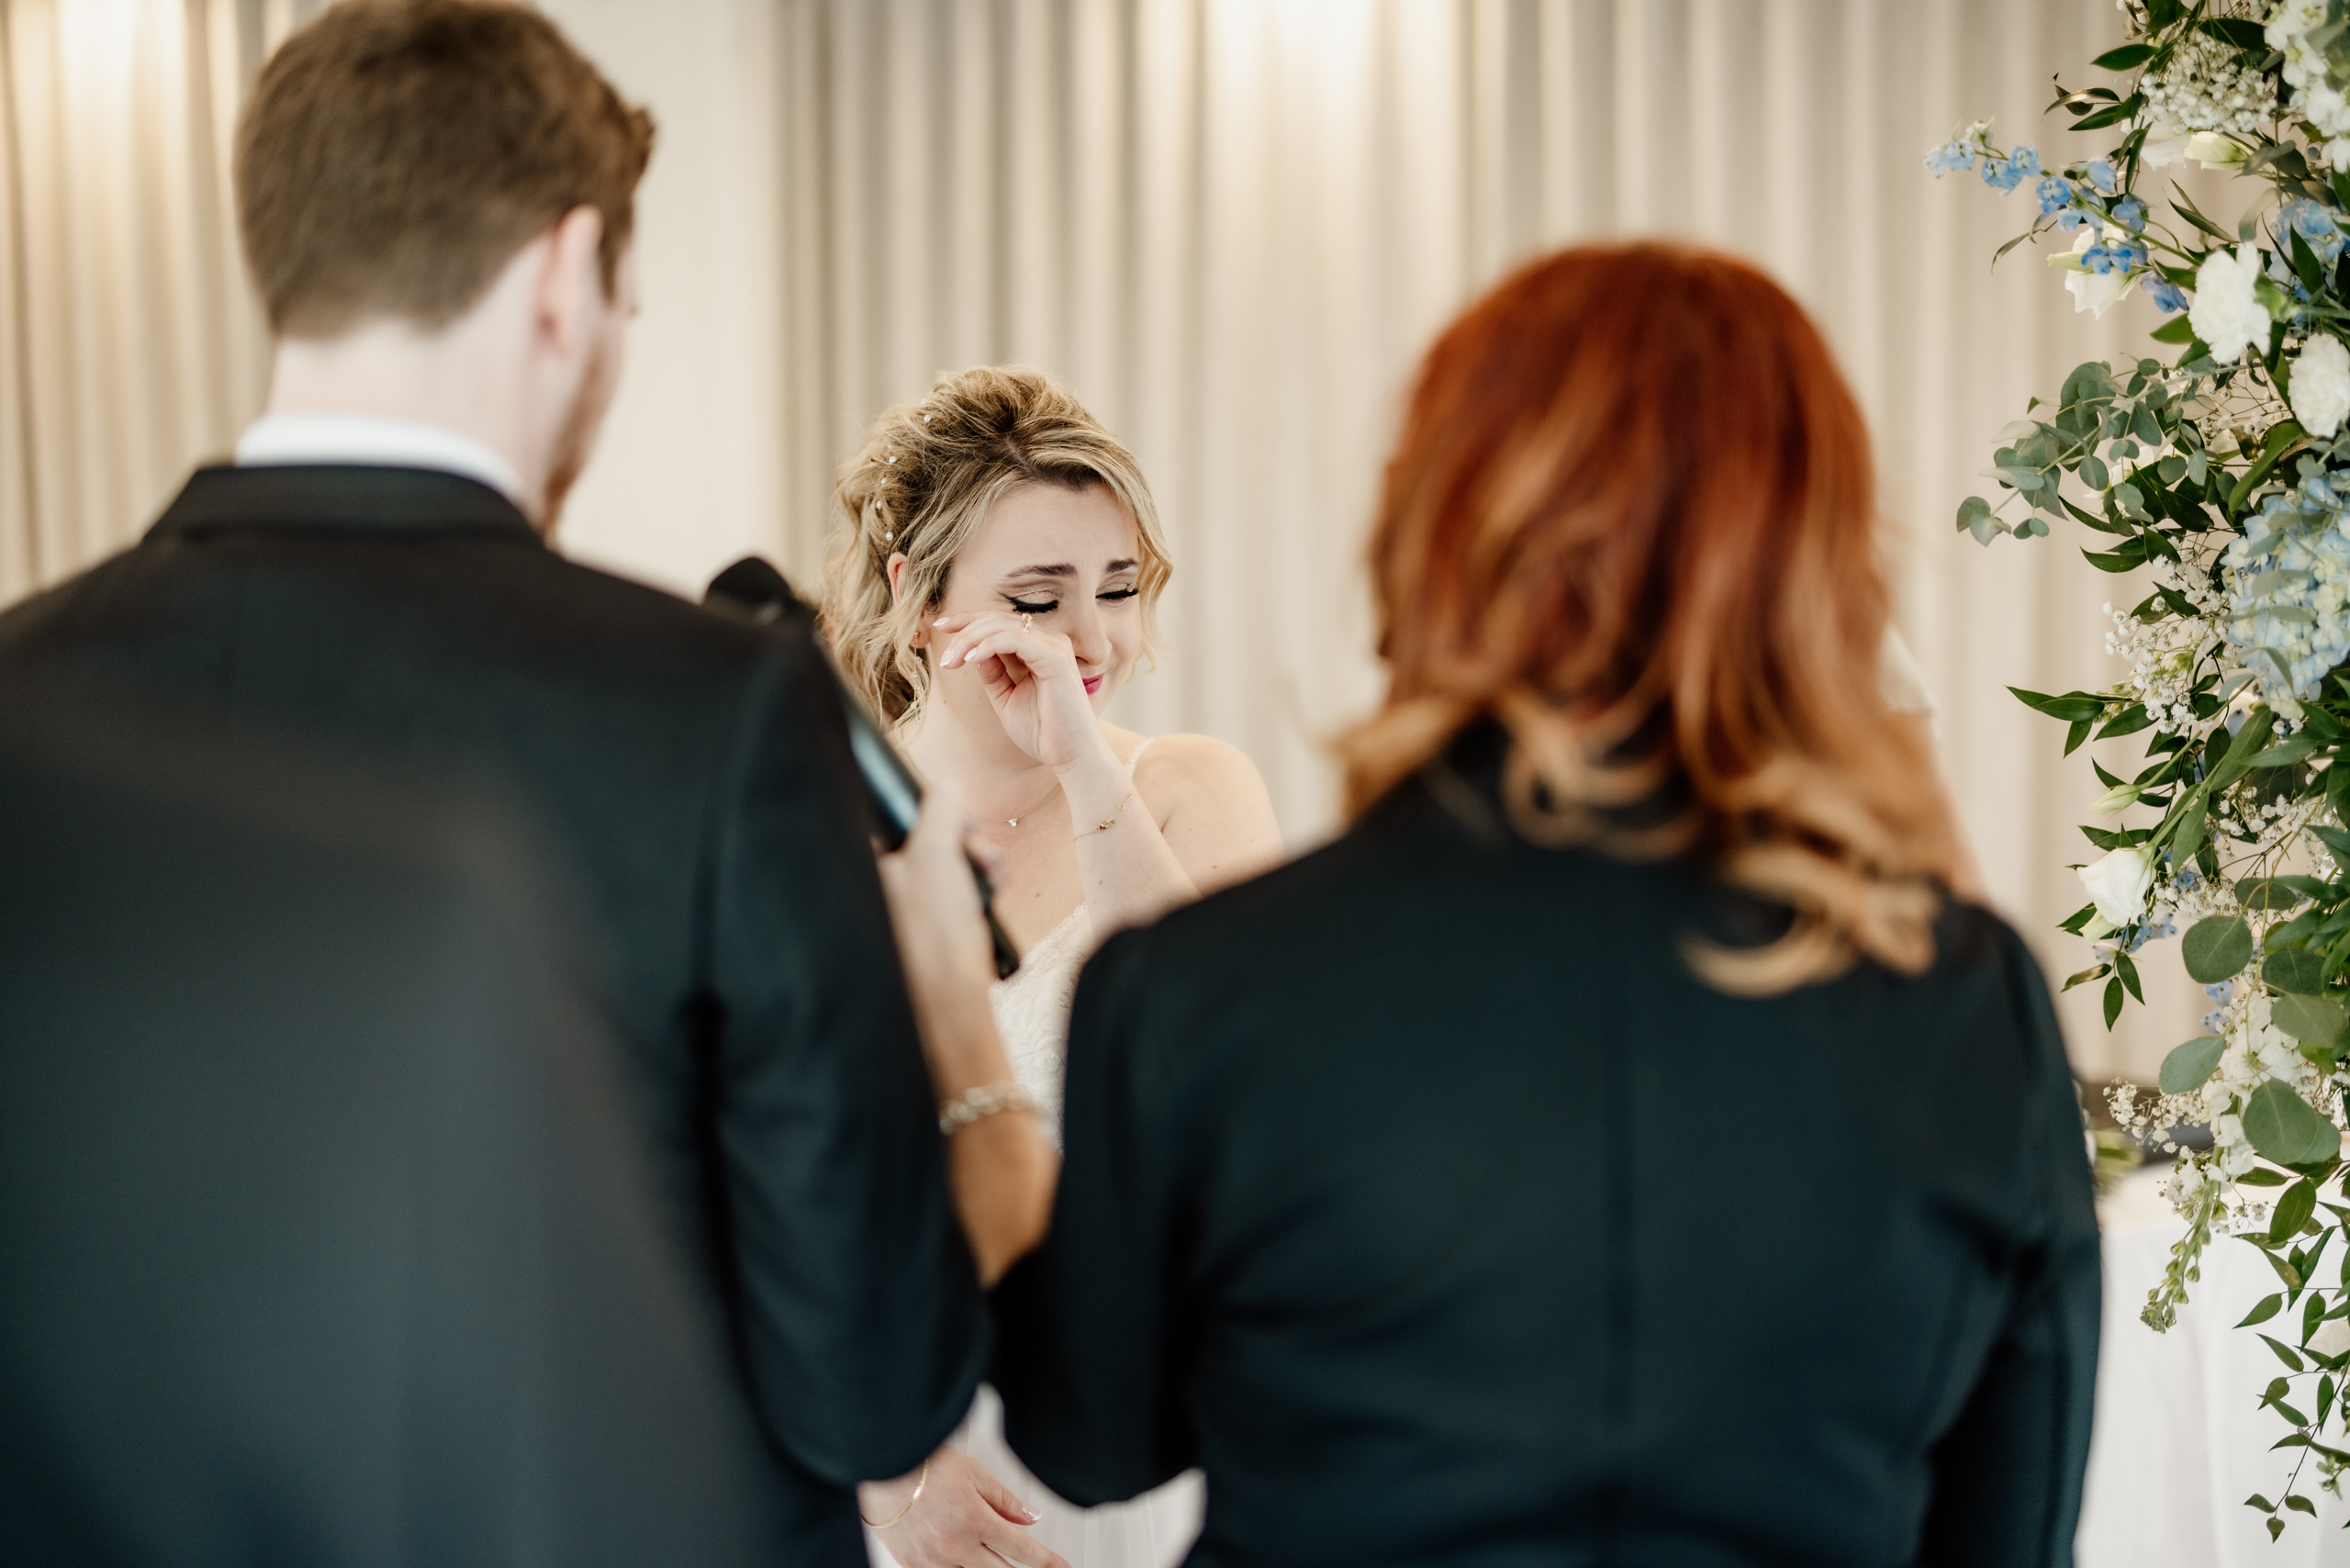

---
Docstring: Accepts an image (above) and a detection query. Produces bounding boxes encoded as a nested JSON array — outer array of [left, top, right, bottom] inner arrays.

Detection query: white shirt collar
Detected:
[[234, 414, 526, 509]]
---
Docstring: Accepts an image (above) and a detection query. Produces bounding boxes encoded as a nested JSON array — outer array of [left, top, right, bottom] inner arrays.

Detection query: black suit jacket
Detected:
[[0, 695, 789, 1565], [995, 726, 2101, 1568], [0, 466, 985, 1556]]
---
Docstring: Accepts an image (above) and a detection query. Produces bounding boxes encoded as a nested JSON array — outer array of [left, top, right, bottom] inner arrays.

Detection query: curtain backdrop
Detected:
[[0, 0, 321, 604], [0, 0, 2199, 1081]]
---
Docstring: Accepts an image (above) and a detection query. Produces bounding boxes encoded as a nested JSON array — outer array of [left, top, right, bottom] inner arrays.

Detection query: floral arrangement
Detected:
[[1931, 0, 2350, 1540]]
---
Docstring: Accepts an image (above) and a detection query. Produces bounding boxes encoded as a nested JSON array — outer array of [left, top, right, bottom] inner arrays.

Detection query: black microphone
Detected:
[[703, 556, 1021, 980]]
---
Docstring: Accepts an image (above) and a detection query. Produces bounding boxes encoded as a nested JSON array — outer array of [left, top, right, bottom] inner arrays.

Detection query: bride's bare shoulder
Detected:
[[1133, 733, 1272, 808]]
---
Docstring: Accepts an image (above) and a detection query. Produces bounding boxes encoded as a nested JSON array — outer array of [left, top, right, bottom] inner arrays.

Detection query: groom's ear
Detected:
[[534, 205, 608, 357]]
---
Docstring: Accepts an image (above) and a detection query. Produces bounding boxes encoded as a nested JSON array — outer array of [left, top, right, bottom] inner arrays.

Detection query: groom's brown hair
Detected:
[[235, 0, 655, 337]]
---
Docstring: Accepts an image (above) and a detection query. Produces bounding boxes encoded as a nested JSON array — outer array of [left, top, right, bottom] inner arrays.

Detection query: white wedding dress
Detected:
[[869, 738, 1204, 1568]]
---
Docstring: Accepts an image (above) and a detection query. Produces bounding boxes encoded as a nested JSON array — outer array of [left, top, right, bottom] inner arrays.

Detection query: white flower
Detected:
[[2054, 228, 2134, 318], [2091, 783, 2143, 817], [2293, 333, 2350, 439], [2275, 0, 2350, 151], [2080, 844, 2156, 927], [2142, 115, 2192, 167], [2191, 243, 2273, 364], [2271, 0, 2326, 42], [2313, 1316, 2350, 1359], [2186, 131, 2246, 169]]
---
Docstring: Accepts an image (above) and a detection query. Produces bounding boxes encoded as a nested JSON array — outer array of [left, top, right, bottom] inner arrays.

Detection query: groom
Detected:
[[0, 1, 1009, 1558]]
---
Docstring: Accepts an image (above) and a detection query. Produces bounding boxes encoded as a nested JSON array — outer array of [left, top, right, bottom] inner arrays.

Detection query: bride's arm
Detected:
[[1066, 733, 1281, 938], [875, 783, 1058, 1287]]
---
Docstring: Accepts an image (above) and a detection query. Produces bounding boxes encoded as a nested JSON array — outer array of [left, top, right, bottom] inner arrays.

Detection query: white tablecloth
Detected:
[[2081, 1166, 2350, 1565]]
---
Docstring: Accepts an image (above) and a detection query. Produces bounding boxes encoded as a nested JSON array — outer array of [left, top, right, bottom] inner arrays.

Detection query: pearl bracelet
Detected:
[[938, 1081, 1038, 1136]]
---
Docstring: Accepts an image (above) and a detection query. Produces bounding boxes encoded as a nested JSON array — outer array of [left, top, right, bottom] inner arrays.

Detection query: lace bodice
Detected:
[[989, 902, 1091, 1146], [985, 738, 1154, 1148]]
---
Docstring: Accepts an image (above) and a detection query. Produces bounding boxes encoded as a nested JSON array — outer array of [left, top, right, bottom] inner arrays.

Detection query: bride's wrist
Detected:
[[1054, 745, 1129, 819]]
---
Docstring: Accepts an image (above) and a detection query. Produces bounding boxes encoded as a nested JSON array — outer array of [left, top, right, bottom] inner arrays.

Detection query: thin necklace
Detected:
[[997, 775, 1062, 829]]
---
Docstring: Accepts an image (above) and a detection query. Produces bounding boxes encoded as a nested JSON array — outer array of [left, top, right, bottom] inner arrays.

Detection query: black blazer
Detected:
[[0, 697, 791, 1565], [0, 466, 985, 1558], [995, 726, 2100, 1568]]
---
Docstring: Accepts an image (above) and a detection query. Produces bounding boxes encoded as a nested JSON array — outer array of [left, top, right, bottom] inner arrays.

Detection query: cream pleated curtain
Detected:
[[0, 0, 321, 604], [0, 0, 2192, 1079]]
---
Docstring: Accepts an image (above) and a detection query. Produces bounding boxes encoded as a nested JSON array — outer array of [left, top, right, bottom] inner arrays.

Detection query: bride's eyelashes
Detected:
[[1002, 586, 1140, 615]]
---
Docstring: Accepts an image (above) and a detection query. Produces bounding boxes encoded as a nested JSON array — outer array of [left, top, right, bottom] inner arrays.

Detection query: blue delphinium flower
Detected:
[[1983, 146, 2041, 191], [2142, 274, 2189, 312], [2037, 174, 2075, 215], [2284, 196, 2346, 264], [2224, 485, 2350, 705], [2082, 237, 2145, 274], [2113, 196, 2146, 231], [1924, 138, 1977, 174], [2174, 865, 2202, 893], [2085, 159, 2119, 194], [2206, 980, 2233, 1003], [2204, 1008, 2227, 1032]]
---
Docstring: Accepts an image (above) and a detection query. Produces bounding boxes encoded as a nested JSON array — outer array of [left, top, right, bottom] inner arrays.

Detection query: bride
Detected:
[[823, 365, 1281, 1568]]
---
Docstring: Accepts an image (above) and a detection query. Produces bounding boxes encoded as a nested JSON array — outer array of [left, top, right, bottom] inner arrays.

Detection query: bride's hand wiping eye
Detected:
[[930, 610, 1107, 772]]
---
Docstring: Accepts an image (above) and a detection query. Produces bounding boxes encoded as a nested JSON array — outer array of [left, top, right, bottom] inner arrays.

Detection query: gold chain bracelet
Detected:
[[1076, 782, 1138, 838], [861, 1459, 928, 1529]]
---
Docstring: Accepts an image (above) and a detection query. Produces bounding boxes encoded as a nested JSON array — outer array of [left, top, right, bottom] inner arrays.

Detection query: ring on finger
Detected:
[[1021, 612, 1033, 632]]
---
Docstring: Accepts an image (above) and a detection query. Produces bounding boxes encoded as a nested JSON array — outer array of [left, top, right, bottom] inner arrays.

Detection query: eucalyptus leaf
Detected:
[[2267, 946, 2331, 995], [2242, 877, 2314, 912], [2245, 1080, 2344, 1166], [2271, 994, 2344, 1047], [2162, 1035, 2229, 1094], [2185, 914, 2256, 983]]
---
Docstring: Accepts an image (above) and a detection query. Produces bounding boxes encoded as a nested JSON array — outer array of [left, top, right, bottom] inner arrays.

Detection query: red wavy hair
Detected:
[[1341, 242, 1958, 990]]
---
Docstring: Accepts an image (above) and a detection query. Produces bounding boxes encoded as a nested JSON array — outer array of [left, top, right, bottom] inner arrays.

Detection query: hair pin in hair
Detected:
[[887, 454, 897, 465]]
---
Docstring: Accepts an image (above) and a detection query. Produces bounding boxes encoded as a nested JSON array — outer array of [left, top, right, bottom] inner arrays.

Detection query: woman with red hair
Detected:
[[992, 242, 2098, 1564]]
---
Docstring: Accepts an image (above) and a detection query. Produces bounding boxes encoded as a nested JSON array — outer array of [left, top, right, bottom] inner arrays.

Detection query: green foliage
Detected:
[[2161, 1034, 2228, 1093], [2246, 1081, 2344, 1166], [2186, 915, 2256, 983], [1938, 4, 2350, 1536]]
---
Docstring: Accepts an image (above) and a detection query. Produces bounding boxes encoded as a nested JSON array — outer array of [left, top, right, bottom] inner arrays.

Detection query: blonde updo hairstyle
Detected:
[[822, 365, 1172, 724]]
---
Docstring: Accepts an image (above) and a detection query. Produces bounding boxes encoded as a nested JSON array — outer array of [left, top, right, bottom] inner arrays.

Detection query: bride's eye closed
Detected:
[[1006, 594, 1058, 614], [1099, 586, 1139, 602]]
